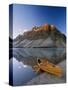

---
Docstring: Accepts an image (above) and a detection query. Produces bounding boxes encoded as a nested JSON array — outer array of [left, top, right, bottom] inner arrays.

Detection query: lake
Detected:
[[9, 48, 66, 86]]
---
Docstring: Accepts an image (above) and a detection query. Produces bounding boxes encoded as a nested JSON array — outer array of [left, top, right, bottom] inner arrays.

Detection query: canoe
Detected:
[[33, 58, 62, 77]]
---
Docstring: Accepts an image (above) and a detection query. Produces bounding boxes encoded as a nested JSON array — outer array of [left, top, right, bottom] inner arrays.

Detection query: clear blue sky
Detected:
[[10, 4, 66, 39]]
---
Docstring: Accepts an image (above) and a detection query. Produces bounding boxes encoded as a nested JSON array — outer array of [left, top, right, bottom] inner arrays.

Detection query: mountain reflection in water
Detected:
[[9, 48, 66, 86]]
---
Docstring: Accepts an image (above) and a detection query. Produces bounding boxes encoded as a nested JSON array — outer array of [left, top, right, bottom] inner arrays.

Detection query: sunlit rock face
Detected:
[[13, 24, 66, 48]]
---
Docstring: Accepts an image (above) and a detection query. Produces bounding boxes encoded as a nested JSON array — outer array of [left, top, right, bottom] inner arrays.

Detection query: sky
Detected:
[[9, 4, 66, 39]]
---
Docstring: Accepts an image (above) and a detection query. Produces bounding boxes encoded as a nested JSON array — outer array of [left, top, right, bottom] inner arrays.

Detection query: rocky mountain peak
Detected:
[[32, 24, 56, 32], [13, 23, 66, 48]]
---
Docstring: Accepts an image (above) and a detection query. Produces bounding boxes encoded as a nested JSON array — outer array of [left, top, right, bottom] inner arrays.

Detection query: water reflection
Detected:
[[13, 48, 66, 64], [9, 48, 66, 86], [9, 57, 36, 86]]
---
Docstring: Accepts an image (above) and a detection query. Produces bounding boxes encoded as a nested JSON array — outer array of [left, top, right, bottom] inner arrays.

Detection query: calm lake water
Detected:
[[9, 48, 66, 86]]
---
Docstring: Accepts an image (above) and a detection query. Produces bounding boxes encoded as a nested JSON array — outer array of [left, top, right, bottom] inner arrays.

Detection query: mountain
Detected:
[[13, 24, 66, 48], [9, 37, 13, 59], [9, 37, 13, 48]]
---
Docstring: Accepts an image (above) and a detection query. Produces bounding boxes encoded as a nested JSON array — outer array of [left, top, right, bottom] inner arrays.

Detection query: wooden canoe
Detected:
[[33, 58, 62, 77]]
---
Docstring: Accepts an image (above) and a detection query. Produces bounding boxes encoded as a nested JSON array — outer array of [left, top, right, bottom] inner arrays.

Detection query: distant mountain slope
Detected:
[[13, 24, 66, 48]]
